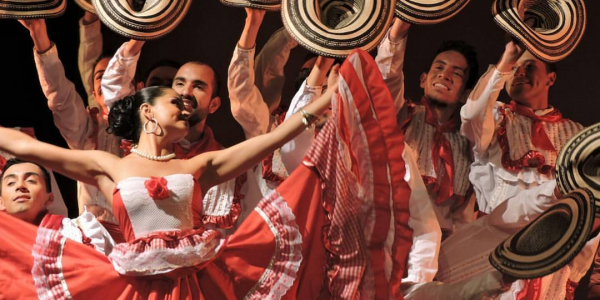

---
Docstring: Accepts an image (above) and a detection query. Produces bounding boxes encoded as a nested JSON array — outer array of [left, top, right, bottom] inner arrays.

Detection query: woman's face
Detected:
[[149, 88, 190, 141]]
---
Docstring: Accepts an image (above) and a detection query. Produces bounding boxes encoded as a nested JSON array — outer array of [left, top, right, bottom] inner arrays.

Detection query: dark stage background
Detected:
[[0, 0, 599, 218]]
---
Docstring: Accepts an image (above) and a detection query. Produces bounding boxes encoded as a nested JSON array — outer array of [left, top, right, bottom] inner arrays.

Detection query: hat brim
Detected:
[[219, 0, 280, 11], [281, 0, 396, 58], [0, 0, 66, 19], [74, 0, 95, 13], [92, 0, 192, 40], [556, 123, 600, 212], [492, 0, 587, 62], [395, 0, 471, 25], [489, 189, 595, 279]]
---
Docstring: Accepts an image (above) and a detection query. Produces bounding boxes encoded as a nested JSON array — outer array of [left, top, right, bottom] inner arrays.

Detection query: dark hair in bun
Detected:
[[107, 86, 168, 141]]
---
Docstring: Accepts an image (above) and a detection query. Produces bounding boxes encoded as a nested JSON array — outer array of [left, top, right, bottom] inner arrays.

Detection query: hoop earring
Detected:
[[144, 118, 159, 134]]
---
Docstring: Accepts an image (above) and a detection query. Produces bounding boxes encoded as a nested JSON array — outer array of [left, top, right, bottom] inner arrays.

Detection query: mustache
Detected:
[[182, 96, 198, 109]]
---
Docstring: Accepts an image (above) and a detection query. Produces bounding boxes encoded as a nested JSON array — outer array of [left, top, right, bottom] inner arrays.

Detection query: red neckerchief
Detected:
[[507, 101, 563, 151], [498, 101, 563, 174], [173, 126, 222, 159], [421, 97, 459, 206]]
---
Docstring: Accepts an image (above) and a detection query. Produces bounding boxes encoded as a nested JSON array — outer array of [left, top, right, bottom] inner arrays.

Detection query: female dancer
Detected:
[[0, 68, 337, 299]]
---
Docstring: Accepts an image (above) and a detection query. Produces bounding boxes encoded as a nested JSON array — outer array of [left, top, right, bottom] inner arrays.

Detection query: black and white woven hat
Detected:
[[489, 188, 595, 279], [281, 0, 396, 58], [92, 0, 192, 40], [220, 0, 280, 11], [492, 0, 587, 62], [0, 0, 66, 19], [395, 0, 471, 25], [556, 122, 600, 213]]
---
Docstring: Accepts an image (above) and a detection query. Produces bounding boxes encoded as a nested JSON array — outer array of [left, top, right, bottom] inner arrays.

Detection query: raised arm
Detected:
[[197, 67, 339, 192], [228, 8, 271, 138], [19, 19, 95, 150], [375, 18, 410, 112], [101, 39, 145, 110], [254, 27, 298, 112], [280, 56, 333, 173], [460, 41, 524, 157], [78, 11, 103, 107], [0, 127, 118, 187]]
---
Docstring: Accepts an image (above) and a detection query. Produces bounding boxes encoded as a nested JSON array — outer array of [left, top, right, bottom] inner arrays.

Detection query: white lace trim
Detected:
[[244, 192, 302, 300], [117, 174, 194, 239], [203, 177, 236, 217], [60, 211, 116, 255], [108, 232, 226, 276]]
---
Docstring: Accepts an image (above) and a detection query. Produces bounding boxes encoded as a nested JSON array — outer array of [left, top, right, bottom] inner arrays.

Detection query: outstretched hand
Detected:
[[497, 36, 526, 73], [389, 17, 411, 42], [18, 18, 46, 33], [18, 19, 52, 53], [239, 8, 266, 49]]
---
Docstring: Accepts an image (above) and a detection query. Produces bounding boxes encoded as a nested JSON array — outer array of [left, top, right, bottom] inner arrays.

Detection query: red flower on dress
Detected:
[[144, 176, 170, 200]]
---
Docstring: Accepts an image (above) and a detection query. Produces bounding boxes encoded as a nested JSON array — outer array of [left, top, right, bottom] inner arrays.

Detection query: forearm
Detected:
[[78, 13, 102, 99], [375, 27, 408, 112], [35, 44, 92, 149], [255, 27, 297, 111], [460, 66, 508, 155], [228, 45, 271, 138], [0, 127, 111, 186], [101, 41, 142, 110], [204, 89, 334, 188]]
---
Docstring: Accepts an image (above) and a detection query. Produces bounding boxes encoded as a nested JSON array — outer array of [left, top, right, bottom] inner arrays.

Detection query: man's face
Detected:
[[0, 163, 52, 223], [505, 51, 556, 104], [420, 50, 469, 105], [93, 57, 111, 110], [172, 63, 220, 127], [146, 66, 179, 88]]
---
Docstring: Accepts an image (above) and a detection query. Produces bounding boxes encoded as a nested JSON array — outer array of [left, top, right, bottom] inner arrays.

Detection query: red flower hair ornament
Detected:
[[144, 176, 170, 200]]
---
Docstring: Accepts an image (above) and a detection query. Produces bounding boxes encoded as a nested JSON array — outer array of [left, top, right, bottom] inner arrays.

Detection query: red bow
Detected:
[[144, 176, 170, 200], [507, 101, 563, 151], [421, 98, 458, 205]]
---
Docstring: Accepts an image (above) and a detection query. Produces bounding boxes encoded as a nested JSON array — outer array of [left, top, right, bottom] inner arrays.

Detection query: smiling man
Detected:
[[0, 158, 53, 225], [375, 18, 479, 242]]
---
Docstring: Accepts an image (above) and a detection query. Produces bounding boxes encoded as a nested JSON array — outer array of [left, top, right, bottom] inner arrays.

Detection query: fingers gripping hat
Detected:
[[75, 0, 95, 13], [492, 0, 587, 62], [0, 0, 66, 19], [395, 0, 472, 25], [556, 122, 600, 212], [92, 0, 192, 40], [281, 0, 396, 58], [219, 0, 280, 11], [490, 188, 595, 279]]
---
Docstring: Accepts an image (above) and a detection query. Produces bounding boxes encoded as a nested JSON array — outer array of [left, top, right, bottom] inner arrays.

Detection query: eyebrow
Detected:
[[3, 172, 41, 181], [433, 60, 466, 72], [174, 77, 208, 87]]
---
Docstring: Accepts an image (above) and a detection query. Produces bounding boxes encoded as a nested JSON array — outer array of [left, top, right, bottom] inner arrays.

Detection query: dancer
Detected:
[[0, 77, 336, 299]]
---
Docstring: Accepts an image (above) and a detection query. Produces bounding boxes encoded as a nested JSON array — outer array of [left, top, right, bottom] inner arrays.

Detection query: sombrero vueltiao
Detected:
[[75, 0, 95, 13], [395, 0, 471, 25], [556, 122, 600, 213], [489, 188, 595, 279], [492, 0, 587, 62], [0, 0, 66, 19], [219, 0, 280, 11], [92, 0, 192, 40], [281, 0, 396, 58]]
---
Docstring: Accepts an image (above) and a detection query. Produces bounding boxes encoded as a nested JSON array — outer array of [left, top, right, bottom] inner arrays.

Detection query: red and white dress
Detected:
[[0, 173, 301, 300]]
